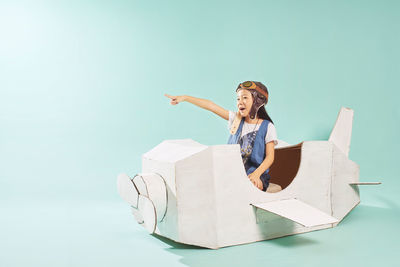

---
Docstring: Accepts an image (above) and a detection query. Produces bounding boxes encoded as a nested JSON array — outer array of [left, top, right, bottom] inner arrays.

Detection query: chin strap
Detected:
[[249, 105, 259, 120], [230, 112, 242, 135]]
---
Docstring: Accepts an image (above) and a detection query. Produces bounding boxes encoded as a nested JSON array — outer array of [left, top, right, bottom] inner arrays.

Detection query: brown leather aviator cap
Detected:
[[236, 81, 269, 120], [236, 81, 269, 104]]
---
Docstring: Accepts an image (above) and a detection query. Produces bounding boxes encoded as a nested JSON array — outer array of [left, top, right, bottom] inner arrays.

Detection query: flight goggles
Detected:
[[236, 81, 269, 102]]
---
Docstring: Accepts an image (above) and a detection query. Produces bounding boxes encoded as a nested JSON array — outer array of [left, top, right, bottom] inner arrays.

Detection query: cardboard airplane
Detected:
[[117, 107, 380, 249]]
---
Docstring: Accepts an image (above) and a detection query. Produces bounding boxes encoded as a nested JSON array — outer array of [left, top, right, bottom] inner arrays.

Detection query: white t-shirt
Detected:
[[228, 111, 278, 146]]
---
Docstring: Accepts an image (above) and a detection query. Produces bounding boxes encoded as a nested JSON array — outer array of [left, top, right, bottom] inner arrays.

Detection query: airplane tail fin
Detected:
[[329, 107, 354, 157]]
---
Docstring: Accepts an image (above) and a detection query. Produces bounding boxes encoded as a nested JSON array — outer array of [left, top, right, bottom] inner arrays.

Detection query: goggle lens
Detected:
[[242, 81, 253, 87]]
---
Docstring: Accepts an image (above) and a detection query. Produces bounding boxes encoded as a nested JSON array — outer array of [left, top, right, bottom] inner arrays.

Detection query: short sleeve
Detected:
[[227, 110, 235, 130], [265, 123, 278, 146]]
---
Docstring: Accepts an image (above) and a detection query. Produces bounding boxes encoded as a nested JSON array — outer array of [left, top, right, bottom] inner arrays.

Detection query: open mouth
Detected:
[[239, 107, 246, 111]]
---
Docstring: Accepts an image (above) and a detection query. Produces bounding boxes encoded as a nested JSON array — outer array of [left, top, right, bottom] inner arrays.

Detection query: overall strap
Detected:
[[227, 118, 245, 144], [230, 112, 242, 135], [250, 120, 270, 167]]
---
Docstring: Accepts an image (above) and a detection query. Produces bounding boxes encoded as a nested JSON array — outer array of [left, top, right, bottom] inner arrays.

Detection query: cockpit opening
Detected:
[[267, 142, 303, 192]]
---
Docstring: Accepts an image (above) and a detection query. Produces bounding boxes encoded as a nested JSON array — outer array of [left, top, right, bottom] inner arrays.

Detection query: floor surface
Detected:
[[1, 188, 398, 267]]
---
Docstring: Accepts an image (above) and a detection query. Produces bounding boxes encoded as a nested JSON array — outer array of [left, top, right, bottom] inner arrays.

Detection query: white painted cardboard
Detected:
[[350, 182, 381, 185], [329, 107, 353, 157], [138, 195, 157, 233], [117, 173, 139, 207], [117, 107, 379, 248], [251, 199, 339, 227]]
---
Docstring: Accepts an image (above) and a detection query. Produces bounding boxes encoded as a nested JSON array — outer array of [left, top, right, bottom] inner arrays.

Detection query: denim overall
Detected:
[[228, 119, 271, 191]]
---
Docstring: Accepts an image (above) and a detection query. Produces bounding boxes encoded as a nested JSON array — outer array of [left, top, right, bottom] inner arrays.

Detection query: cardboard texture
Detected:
[[117, 107, 379, 249]]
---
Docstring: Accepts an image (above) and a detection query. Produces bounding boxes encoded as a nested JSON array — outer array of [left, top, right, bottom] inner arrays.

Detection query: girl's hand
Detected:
[[248, 172, 263, 190], [164, 94, 186, 105]]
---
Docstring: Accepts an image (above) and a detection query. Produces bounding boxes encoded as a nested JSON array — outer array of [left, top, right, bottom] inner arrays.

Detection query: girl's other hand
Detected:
[[248, 172, 263, 190], [164, 94, 185, 105]]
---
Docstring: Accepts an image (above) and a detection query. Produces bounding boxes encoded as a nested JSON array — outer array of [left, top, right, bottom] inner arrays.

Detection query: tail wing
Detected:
[[329, 107, 354, 157]]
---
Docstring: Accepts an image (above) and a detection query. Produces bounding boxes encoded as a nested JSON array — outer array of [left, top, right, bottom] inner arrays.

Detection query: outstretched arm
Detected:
[[164, 94, 229, 120]]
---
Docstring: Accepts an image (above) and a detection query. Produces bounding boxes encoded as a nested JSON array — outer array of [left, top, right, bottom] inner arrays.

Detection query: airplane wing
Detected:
[[251, 198, 339, 227], [349, 182, 381, 185]]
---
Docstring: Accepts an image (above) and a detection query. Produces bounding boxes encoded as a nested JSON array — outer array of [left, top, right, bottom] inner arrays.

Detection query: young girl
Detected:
[[165, 81, 277, 192]]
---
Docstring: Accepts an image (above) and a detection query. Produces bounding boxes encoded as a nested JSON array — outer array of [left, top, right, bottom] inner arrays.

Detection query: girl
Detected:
[[165, 81, 277, 192]]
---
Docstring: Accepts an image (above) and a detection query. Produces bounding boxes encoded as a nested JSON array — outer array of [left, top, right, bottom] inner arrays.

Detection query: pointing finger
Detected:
[[164, 94, 175, 100]]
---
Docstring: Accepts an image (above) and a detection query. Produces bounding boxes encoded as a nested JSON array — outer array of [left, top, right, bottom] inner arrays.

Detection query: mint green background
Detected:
[[1, 0, 399, 266]]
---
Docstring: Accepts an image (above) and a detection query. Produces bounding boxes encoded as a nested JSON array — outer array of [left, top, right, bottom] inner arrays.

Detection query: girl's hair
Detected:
[[257, 106, 274, 124]]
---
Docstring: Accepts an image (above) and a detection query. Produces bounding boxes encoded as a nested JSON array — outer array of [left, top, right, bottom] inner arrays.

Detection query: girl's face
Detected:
[[236, 89, 253, 118]]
